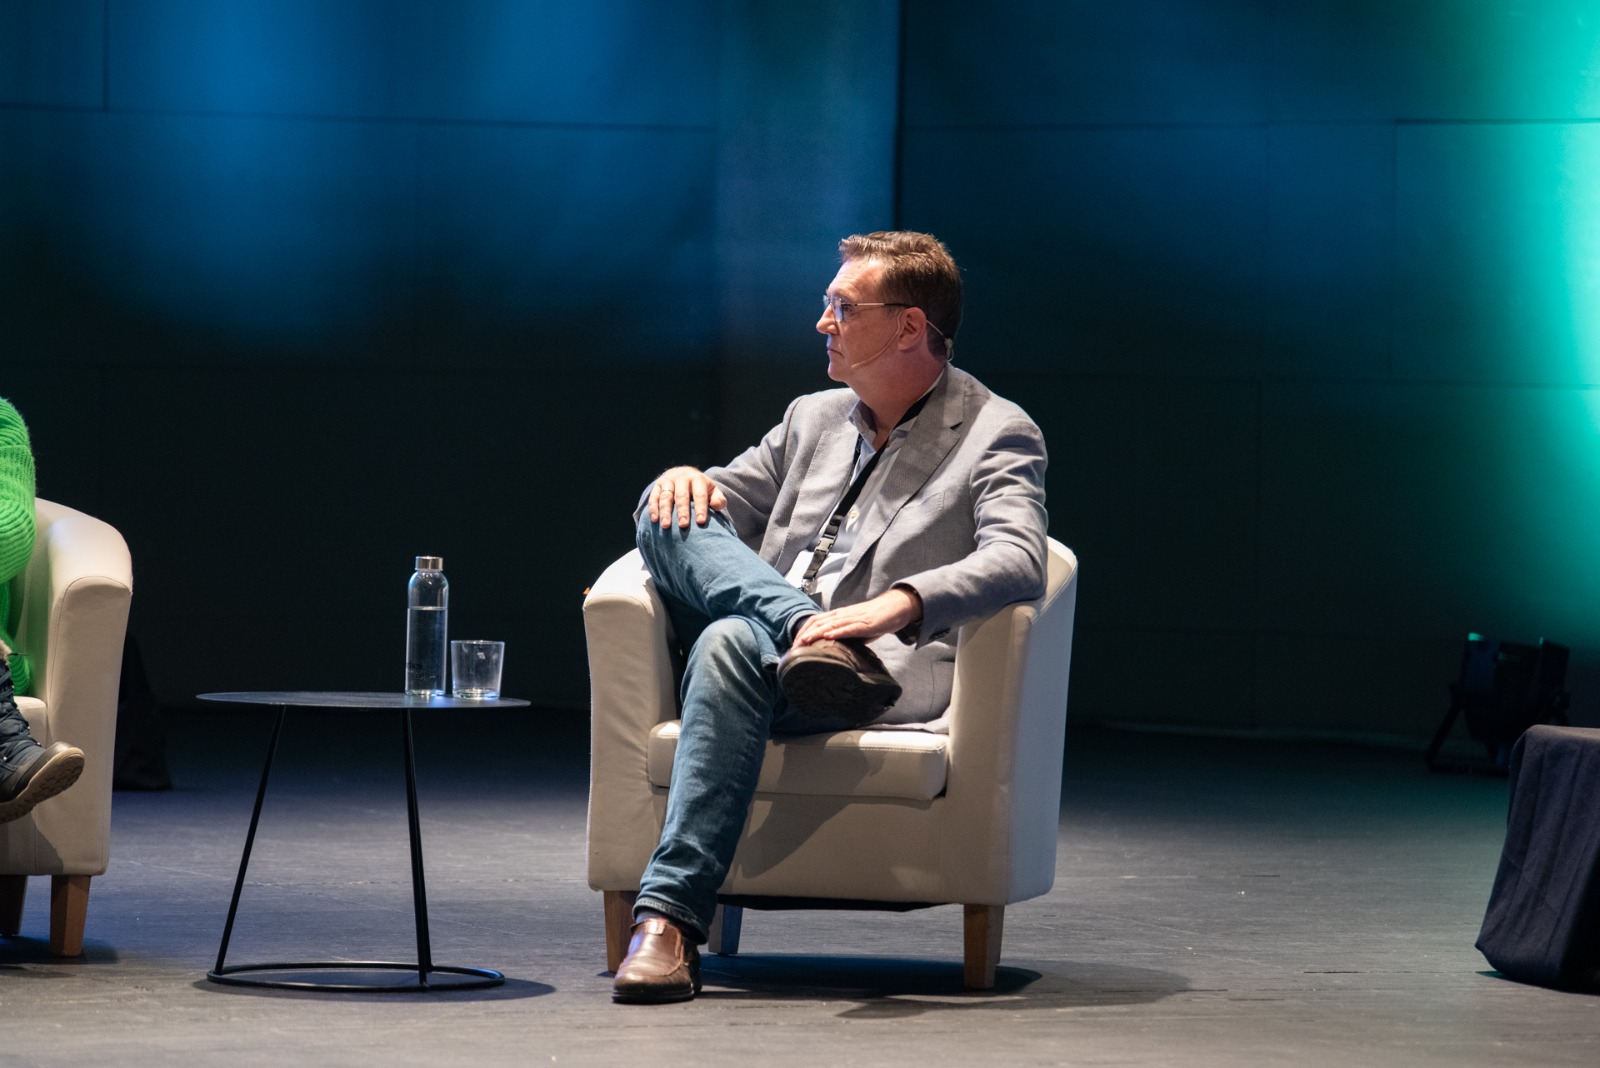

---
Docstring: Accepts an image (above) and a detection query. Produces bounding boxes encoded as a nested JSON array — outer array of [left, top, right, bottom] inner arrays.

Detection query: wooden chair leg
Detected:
[[604, 890, 637, 973], [0, 874, 26, 936], [707, 903, 743, 956], [49, 875, 90, 957], [963, 904, 1004, 989]]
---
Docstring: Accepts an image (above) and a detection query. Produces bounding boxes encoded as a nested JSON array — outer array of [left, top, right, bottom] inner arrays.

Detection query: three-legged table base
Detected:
[[201, 692, 519, 993], [207, 961, 504, 993]]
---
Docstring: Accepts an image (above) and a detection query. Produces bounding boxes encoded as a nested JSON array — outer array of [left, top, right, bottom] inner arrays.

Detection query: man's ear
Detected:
[[898, 306, 928, 350]]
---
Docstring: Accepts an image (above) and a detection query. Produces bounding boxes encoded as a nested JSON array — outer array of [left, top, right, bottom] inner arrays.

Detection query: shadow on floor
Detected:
[[697, 952, 1188, 1018]]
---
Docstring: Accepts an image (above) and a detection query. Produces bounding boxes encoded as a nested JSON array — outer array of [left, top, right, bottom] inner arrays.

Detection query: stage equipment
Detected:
[[1425, 633, 1570, 774]]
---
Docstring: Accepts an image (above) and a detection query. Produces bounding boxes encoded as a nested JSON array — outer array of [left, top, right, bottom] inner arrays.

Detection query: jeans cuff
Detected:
[[783, 607, 817, 647], [633, 895, 708, 945]]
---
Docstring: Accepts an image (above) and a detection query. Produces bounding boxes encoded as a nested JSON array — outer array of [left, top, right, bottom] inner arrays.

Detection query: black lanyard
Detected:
[[798, 393, 931, 597]]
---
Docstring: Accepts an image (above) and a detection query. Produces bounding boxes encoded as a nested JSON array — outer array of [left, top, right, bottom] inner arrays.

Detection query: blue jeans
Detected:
[[0, 658, 39, 768], [631, 509, 861, 942]]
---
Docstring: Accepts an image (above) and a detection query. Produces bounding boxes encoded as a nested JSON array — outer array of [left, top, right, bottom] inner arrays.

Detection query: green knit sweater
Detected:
[[0, 397, 37, 696]]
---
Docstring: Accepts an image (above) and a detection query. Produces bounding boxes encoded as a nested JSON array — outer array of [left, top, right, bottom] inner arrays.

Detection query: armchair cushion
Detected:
[[647, 723, 949, 802]]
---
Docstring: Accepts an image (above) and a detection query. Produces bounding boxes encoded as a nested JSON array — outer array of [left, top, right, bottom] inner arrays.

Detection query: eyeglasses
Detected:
[[822, 294, 910, 324]]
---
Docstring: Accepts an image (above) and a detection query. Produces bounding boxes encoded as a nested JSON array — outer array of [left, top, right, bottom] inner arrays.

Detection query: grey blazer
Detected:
[[708, 366, 1049, 724]]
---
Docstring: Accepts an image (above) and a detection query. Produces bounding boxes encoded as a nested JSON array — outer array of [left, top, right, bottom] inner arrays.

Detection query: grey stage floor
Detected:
[[1, 708, 1595, 1067]]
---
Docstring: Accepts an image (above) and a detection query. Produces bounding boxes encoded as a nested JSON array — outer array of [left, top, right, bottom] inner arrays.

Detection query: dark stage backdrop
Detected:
[[5, 1, 1600, 738], [1, 0, 894, 710]]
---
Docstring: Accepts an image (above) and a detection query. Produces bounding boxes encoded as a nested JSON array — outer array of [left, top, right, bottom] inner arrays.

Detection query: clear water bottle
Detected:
[[405, 555, 448, 695]]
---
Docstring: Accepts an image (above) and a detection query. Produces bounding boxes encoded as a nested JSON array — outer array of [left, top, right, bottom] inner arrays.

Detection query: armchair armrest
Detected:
[[3, 499, 133, 874], [942, 539, 1077, 903], [584, 549, 680, 889]]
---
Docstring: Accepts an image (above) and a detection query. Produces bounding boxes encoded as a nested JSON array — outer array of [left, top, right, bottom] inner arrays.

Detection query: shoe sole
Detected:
[[612, 963, 702, 1004], [780, 658, 902, 723], [611, 983, 700, 1004], [0, 748, 86, 824]]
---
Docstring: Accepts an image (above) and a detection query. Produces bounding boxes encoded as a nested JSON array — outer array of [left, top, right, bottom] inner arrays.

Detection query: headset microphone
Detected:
[[927, 320, 955, 361], [847, 333, 900, 371], [845, 308, 911, 371]]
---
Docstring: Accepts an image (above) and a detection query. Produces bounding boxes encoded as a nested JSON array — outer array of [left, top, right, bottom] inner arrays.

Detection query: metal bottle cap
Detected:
[[414, 555, 444, 571]]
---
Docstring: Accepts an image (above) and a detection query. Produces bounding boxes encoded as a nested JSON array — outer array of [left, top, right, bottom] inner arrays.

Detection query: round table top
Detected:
[[198, 691, 532, 711]]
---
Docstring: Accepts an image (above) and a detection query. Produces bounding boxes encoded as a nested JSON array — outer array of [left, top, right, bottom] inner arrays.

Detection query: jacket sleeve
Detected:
[[0, 399, 37, 588], [0, 399, 38, 694], [895, 411, 1048, 647]]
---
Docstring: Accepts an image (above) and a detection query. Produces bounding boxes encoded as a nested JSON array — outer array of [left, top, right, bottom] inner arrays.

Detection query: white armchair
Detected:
[[0, 499, 133, 956], [584, 538, 1077, 988]]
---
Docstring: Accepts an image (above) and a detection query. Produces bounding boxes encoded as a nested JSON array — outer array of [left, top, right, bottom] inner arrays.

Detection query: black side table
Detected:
[[198, 691, 529, 992]]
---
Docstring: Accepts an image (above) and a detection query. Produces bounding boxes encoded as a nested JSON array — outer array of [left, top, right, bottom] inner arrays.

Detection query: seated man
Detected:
[[0, 396, 85, 824], [613, 231, 1048, 1003]]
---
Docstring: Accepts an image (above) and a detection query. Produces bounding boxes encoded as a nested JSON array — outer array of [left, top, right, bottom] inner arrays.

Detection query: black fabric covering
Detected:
[[1476, 725, 1600, 991]]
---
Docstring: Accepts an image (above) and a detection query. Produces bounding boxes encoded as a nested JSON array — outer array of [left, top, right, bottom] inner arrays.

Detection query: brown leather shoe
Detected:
[[612, 917, 701, 1003], [778, 638, 901, 726]]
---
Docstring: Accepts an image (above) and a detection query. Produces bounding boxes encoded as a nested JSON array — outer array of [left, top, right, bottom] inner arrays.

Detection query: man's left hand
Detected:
[[793, 587, 921, 646]]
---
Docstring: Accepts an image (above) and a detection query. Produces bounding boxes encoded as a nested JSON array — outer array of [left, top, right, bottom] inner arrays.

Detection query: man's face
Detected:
[[817, 258, 905, 385]]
